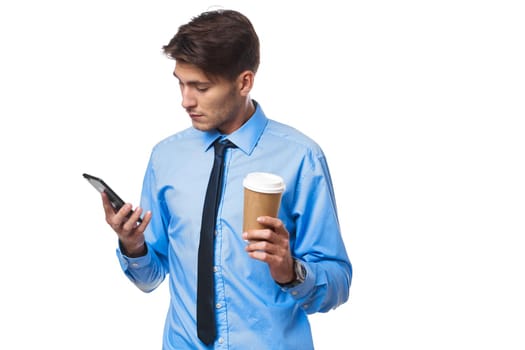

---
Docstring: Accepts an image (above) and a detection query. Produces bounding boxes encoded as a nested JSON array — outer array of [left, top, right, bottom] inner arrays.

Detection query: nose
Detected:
[[180, 86, 197, 110]]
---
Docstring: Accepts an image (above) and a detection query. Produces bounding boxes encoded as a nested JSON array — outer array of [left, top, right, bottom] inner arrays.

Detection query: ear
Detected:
[[237, 70, 255, 96]]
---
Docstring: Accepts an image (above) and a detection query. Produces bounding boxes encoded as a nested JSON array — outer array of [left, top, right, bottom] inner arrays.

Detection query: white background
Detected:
[[1, 1, 524, 349]]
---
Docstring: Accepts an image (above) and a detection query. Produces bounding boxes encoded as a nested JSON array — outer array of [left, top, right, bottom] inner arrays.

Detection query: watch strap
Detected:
[[277, 259, 306, 288]]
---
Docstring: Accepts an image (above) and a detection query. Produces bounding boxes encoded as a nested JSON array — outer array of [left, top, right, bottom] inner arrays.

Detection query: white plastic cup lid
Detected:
[[243, 172, 286, 194]]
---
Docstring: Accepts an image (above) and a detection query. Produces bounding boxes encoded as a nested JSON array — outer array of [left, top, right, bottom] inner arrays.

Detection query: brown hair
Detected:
[[162, 9, 260, 81]]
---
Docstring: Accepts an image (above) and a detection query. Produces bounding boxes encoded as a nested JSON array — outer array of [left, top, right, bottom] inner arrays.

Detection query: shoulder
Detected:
[[265, 119, 325, 158], [147, 127, 202, 162], [152, 127, 199, 151]]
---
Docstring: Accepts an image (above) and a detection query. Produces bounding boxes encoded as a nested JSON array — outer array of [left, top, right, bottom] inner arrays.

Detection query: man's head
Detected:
[[163, 10, 260, 134], [163, 9, 260, 82]]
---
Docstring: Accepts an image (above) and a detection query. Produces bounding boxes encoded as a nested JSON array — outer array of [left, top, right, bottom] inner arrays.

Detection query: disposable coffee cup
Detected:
[[243, 172, 286, 232]]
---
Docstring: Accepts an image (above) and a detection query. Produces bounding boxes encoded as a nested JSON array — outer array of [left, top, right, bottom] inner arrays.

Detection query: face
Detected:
[[174, 61, 249, 134]]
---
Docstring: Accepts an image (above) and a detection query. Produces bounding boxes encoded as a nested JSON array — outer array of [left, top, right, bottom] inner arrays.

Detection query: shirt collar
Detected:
[[200, 100, 268, 155]]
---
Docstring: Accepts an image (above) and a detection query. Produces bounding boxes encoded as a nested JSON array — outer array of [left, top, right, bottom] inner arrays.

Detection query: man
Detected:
[[102, 9, 352, 349]]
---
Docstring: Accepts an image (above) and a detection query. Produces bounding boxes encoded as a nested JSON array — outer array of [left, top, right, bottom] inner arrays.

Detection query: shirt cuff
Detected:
[[116, 242, 152, 271], [278, 260, 314, 298]]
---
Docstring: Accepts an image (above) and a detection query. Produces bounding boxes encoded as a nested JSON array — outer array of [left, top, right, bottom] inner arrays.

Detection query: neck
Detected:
[[219, 98, 255, 135]]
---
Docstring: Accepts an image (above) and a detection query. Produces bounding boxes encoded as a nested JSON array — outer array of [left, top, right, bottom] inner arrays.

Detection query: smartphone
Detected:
[[82, 173, 142, 223]]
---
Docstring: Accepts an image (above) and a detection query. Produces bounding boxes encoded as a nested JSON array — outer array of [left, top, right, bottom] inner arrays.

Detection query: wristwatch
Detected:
[[278, 259, 306, 288]]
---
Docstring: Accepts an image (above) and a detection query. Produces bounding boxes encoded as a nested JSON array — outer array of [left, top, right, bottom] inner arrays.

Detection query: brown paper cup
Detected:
[[242, 172, 285, 231]]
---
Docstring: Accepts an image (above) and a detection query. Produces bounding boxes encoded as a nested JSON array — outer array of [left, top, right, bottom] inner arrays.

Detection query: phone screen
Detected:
[[83, 173, 142, 223]]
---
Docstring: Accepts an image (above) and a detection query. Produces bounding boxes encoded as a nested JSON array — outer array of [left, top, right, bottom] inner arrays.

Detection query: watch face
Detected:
[[294, 260, 306, 281]]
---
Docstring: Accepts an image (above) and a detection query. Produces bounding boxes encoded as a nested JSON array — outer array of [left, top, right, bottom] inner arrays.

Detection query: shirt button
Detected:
[[218, 337, 224, 344], [131, 263, 139, 268], [213, 266, 219, 273], [291, 291, 298, 296], [214, 230, 218, 236], [216, 303, 222, 309]]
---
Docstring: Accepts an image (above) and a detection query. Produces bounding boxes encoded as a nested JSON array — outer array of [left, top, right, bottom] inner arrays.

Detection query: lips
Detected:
[[188, 111, 204, 119]]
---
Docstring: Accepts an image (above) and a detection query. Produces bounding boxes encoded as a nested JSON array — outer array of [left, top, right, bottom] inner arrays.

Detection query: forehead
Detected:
[[173, 62, 206, 82], [173, 61, 213, 83]]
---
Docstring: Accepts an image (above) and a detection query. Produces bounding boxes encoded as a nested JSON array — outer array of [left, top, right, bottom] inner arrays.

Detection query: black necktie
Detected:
[[197, 138, 236, 345]]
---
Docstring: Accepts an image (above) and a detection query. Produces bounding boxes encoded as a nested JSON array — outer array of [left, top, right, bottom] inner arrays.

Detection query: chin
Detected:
[[192, 122, 214, 132]]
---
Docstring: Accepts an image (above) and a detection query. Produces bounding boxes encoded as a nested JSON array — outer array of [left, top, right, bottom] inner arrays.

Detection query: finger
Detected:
[[121, 207, 144, 232], [256, 216, 288, 237], [121, 210, 152, 241], [101, 194, 130, 222], [245, 239, 275, 254], [101, 192, 117, 218], [106, 204, 134, 233], [136, 210, 152, 231], [242, 228, 273, 243], [246, 249, 288, 267], [246, 249, 271, 263], [102, 193, 124, 231]]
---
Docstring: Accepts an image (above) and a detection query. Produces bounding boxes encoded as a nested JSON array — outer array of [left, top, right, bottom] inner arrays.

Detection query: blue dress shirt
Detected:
[[117, 102, 352, 349]]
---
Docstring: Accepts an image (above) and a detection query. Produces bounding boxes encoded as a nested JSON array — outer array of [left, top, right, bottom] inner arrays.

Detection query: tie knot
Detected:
[[214, 139, 236, 156]]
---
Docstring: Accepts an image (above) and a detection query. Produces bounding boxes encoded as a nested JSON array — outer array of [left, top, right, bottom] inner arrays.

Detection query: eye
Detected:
[[196, 86, 209, 93]]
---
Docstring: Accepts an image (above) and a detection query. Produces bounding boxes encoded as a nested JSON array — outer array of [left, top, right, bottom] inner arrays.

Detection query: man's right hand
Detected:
[[101, 192, 152, 257]]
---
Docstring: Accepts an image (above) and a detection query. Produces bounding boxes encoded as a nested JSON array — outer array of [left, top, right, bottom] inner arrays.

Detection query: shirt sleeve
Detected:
[[287, 148, 352, 313], [116, 152, 170, 293]]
